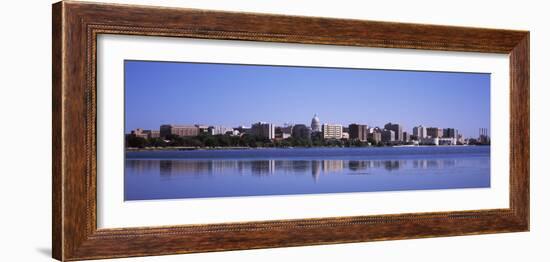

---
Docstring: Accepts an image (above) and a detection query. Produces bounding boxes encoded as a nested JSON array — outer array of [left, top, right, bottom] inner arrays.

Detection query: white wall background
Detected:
[[0, 0, 546, 261]]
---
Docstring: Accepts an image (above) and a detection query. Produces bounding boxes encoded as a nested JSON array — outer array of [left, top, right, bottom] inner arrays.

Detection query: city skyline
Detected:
[[125, 60, 490, 138]]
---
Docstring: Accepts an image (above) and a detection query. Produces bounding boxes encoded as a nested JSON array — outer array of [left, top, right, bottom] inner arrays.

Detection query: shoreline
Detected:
[[125, 144, 487, 152]]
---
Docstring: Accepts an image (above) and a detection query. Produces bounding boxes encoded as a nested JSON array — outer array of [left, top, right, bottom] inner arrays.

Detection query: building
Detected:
[[322, 124, 343, 139], [341, 132, 350, 139], [130, 128, 150, 139], [427, 127, 443, 138], [420, 137, 439, 145], [443, 128, 459, 139], [149, 130, 160, 138], [291, 124, 311, 140], [368, 132, 382, 144], [381, 129, 395, 142], [160, 124, 200, 138], [195, 125, 209, 134], [311, 114, 321, 132], [234, 125, 251, 135], [348, 124, 369, 142], [413, 125, 427, 139], [439, 137, 457, 145], [402, 131, 409, 142], [384, 122, 403, 141], [251, 122, 275, 139], [208, 126, 234, 136], [275, 125, 293, 140]]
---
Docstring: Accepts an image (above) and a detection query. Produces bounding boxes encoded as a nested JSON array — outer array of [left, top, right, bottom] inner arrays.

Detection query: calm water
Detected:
[[125, 146, 490, 200]]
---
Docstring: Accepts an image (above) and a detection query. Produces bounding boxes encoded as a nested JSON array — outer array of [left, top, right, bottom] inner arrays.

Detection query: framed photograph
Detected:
[[52, 1, 529, 261]]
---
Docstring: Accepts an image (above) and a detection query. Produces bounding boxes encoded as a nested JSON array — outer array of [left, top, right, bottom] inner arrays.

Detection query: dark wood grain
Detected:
[[52, 1, 530, 261]]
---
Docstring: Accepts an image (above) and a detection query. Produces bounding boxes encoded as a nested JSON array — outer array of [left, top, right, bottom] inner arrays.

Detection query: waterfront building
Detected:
[[427, 127, 443, 138], [368, 132, 382, 144], [311, 114, 321, 132], [402, 131, 409, 142], [381, 129, 395, 142], [291, 124, 312, 140], [251, 122, 275, 139], [130, 128, 149, 139], [208, 126, 234, 136], [384, 122, 403, 141], [458, 134, 464, 144], [443, 128, 459, 139], [274, 126, 292, 139], [413, 125, 427, 139], [322, 124, 343, 139], [234, 125, 251, 135], [160, 124, 199, 138], [439, 137, 457, 145], [348, 124, 369, 142], [420, 137, 439, 145], [150, 130, 160, 138], [195, 125, 210, 134]]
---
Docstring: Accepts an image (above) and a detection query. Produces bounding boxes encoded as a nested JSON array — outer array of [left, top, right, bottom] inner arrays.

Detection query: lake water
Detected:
[[125, 146, 490, 200]]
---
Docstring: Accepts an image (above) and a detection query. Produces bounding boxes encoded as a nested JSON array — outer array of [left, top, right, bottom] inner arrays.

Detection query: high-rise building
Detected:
[[427, 127, 443, 138], [443, 128, 459, 139], [413, 125, 427, 139], [384, 122, 403, 141], [348, 124, 369, 141], [291, 124, 312, 140], [160, 124, 199, 138], [322, 124, 343, 139], [251, 122, 275, 140], [381, 129, 395, 142], [402, 131, 409, 142], [311, 114, 321, 132]]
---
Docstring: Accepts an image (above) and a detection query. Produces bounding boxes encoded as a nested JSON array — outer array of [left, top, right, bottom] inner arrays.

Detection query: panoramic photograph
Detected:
[[124, 60, 491, 201]]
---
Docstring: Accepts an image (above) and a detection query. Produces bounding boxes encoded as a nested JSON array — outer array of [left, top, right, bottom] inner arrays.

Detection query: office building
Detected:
[[348, 124, 369, 142], [368, 132, 382, 144], [251, 122, 275, 139], [402, 131, 409, 142], [384, 122, 403, 141], [208, 126, 234, 135], [322, 124, 343, 139], [160, 124, 199, 138], [443, 128, 459, 139], [427, 127, 443, 138], [130, 128, 149, 139], [413, 125, 427, 139], [381, 129, 395, 142]]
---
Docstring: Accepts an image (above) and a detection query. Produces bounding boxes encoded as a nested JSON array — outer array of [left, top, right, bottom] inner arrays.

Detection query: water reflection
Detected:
[[126, 158, 464, 181]]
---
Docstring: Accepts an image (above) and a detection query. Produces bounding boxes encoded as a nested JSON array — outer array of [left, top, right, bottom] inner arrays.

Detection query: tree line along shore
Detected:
[[125, 133, 488, 150]]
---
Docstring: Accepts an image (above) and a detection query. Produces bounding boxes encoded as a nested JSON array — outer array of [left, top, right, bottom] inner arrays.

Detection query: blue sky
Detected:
[[125, 60, 490, 138]]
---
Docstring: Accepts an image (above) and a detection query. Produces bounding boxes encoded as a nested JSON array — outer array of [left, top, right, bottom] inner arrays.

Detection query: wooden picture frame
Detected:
[[52, 1, 529, 261]]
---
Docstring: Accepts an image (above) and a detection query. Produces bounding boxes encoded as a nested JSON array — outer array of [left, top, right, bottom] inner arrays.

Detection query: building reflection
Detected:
[[126, 158, 458, 181]]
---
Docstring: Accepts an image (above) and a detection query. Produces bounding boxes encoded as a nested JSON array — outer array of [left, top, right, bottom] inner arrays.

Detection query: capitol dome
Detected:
[[311, 114, 321, 132]]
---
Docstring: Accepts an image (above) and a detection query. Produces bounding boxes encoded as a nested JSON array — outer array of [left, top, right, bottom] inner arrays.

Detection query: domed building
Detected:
[[311, 114, 321, 132]]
